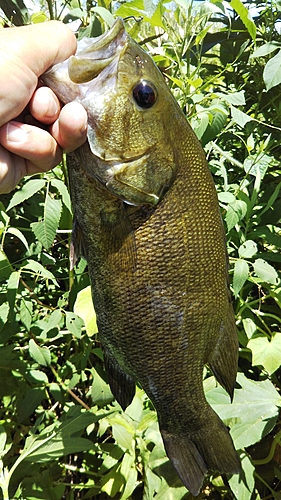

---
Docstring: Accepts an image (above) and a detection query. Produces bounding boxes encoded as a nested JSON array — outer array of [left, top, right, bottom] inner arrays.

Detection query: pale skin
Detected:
[[0, 21, 88, 194]]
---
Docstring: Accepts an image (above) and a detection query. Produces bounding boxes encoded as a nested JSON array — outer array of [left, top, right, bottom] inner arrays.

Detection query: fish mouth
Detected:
[[68, 18, 127, 84]]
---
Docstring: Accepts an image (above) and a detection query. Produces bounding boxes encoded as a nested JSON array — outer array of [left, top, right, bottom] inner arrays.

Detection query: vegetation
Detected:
[[0, 0, 281, 498]]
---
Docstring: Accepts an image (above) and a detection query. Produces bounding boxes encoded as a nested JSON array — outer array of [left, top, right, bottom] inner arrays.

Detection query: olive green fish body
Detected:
[[43, 19, 240, 495]]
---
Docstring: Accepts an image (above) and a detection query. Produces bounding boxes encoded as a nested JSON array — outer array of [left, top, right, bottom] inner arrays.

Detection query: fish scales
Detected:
[[42, 18, 241, 495]]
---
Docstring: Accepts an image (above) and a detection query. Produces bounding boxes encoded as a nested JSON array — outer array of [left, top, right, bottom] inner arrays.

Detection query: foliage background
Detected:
[[0, 0, 281, 498]]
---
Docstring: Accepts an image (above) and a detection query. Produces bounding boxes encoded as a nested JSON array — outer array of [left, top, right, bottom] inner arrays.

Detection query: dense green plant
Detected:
[[0, 0, 281, 498]]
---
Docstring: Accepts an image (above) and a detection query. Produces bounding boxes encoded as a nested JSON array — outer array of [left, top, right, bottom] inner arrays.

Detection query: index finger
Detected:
[[0, 22, 77, 126]]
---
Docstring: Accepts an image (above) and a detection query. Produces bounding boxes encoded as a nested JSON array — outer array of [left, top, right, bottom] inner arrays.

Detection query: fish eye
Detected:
[[133, 81, 157, 109]]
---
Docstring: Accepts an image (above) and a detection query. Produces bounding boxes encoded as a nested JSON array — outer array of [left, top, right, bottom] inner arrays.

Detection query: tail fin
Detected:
[[161, 413, 240, 496]]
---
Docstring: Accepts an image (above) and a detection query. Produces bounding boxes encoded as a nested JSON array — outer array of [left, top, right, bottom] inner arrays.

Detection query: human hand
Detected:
[[0, 21, 88, 194]]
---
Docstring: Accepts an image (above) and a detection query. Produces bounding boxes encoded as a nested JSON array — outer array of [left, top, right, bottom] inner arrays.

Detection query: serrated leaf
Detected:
[[253, 258, 279, 284], [31, 195, 62, 249], [233, 259, 249, 297], [238, 240, 257, 258], [51, 179, 72, 214], [206, 373, 281, 449], [29, 339, 51, 367], [263, 49, 281, 90], [248, 333, 281, 374], [74, 285, 98, 336], [225, 200, 247, 231], [6, 179, 45, 211], [230, 0, 256, 40]]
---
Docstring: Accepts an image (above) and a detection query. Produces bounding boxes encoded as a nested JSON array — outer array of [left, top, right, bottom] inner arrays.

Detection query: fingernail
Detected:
[[6, 122, 27, 143]]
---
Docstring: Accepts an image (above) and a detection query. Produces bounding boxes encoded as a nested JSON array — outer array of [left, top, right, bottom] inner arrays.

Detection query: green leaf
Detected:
[[6, 179, 45, 211], [253, 258, 279, 284], [91, 367, 113, 406], [0, 249, 13, 280], [217, 90, 246, 106], [0, 302, 9, 332], [206, 373, 281, 449], [74, 285, 98, 336], [233, 259, 249, 297], [231, 106, 253, 128], [248, 333, 281, 374], [20, 299, 33, 331], [230, 0, 256, 40], [251, 41, 281, 58], [238, 240, 257, 258], [119, 452, 137, 500], [51, 179, 72, 214], [65, 311, 84, 338], [263, 49, 281, 90], [22, 407, 104, 463], [7, 227, 29, 251], [29, 339, 51, 367], [17, 388, 45, 423], [31, 195, 62, 249], [109, 413, 135, 450], [22, 259, 59, 286], [92, 6, 115, 26], [225, 200, 247, 231], [217, 191, 236, 203], [228, 452, 255, 500]]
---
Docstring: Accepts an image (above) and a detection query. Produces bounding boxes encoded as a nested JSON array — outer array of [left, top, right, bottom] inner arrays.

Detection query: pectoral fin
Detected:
[[103, 347, 135, 411]]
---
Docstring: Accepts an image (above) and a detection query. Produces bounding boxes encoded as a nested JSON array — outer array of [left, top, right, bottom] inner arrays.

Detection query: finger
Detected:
[[0, 22, 77, 125], [51, 102, 88, 152], [0, 145, 26, 194], [0, 121, 62, 175], [29, 87, 61, 125]]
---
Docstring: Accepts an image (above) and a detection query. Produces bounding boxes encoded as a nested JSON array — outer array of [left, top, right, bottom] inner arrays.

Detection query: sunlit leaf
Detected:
[[233, 259, 249, 297], [31, 195, 62, 249], [74, 285, 98, 336], [238, 240, 257, 258], [6, 179, 45, 211], [253, 258, 279, 284], [263, 49, 281, 90], [230, 0, 256, 40], [29, 339, 51, 367], [248, 333, 281, 374]]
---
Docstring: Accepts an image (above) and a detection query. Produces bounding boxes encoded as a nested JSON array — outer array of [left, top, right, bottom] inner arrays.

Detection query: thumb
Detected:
[[0, 21, 77, 125]]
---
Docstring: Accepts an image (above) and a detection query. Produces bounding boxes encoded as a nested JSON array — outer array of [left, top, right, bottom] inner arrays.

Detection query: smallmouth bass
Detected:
[[42, 18, 241, 495]]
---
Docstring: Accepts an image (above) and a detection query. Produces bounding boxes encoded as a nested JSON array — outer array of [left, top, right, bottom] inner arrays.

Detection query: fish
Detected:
[[42, 17, 241, 496]]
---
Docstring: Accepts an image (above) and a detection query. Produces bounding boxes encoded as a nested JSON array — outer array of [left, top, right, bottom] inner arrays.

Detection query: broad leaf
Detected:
[[253, 258, 279, 284], [29, 339, 51, 367], [206, 373, 281, 449], [248, 333, 281, 374], [74, 285, 98, 336], [263, 49, 281, 90]]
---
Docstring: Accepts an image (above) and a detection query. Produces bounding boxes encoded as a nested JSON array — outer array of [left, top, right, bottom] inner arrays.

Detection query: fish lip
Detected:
[[68, 18, 127, 83]]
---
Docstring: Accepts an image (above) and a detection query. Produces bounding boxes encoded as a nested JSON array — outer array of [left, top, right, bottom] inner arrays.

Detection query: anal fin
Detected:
[[103, 347, 135, 411]]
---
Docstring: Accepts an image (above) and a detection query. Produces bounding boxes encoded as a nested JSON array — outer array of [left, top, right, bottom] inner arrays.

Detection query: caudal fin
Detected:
[[161, 414, 240, 496]]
